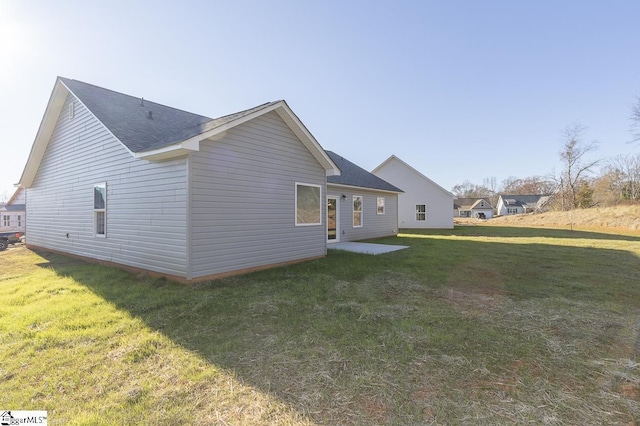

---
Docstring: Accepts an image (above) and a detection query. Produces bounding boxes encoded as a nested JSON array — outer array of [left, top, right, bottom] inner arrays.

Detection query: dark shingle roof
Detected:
[[1, 204, 25, 211], [59, 77, 280, 153], [500, 194, 547, 207], [326, 151, 402, 193]]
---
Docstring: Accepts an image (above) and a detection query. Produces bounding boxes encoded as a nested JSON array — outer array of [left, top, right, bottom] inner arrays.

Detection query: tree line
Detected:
[[452, 98, 640, 211]]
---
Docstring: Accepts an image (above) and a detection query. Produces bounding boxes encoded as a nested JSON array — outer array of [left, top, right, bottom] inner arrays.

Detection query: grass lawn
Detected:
[[1, 225, 639, 425]]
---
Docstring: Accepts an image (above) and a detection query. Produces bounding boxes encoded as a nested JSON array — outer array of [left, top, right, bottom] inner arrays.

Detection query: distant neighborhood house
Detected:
[[453, 197, 494, 219], [496, 194, 550, 216], [0, 187, 26, 234]]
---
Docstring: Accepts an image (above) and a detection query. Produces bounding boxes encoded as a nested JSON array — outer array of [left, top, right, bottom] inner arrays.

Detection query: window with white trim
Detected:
[[94, 183, 106, 236], [377, 197, 385, 215], [416, 204, 426, 221], [69, 102, 75, 120], [507, 207, 518, 214], [2, 215, 9, 227], [295, 183, 322, 226], [17, 215, 21, 227], [353, 195, 363, 227]]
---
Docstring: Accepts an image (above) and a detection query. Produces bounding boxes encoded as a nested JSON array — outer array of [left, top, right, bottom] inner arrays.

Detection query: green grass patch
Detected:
[[1, 225, 639, 424]]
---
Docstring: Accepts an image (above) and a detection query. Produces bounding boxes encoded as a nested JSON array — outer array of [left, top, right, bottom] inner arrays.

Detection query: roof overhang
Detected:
[[136, 101, 340, 177], [19, 81, 339, 186], [327, 182, 403, 194], [372, 155, 453, 197], [18, 80, 70, 188]]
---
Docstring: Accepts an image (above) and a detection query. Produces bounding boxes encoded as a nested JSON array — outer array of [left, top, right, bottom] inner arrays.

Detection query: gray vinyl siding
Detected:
[[190, 111, 326, 278], [26, 94, 188, 276], [327, 185, 399, 242]]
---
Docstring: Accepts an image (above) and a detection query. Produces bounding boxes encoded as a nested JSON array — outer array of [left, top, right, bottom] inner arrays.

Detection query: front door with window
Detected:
[[327, 196, 339, 242]]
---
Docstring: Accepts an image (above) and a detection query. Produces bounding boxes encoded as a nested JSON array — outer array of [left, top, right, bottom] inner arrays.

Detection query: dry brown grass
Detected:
[[468, 205, 640, 231]]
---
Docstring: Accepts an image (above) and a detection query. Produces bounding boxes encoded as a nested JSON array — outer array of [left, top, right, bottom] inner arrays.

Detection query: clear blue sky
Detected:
[[1, 1, 639, 200]]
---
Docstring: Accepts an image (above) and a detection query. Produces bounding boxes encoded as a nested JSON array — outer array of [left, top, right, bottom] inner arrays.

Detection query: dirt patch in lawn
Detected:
[[444, 260, 505, 314]]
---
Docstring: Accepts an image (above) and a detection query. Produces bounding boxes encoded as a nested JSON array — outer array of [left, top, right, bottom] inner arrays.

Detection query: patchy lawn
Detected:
[[1, 225, 639, 424]]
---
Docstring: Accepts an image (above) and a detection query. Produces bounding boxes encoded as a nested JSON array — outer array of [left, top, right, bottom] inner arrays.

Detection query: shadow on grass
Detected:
[[401, 225, 640, 241], [34, 228, 640, 424]]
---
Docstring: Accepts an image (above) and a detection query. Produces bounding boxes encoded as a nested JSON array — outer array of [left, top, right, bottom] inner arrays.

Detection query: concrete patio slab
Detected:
[[328, 242, 409, 255]]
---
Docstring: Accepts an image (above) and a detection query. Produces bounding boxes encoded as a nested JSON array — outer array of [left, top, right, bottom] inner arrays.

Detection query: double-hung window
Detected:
[[94, 183, 106, 237], [295, 183, 322, 226], [17, 215, 21, 227], [2, 215, 9, 227], [416, 204, 426, 221], [377, 197, 385, 215], [353, 195, 363, 227]]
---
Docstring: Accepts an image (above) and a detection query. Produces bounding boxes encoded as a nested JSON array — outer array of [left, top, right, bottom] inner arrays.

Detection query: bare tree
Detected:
[[451, 180, 494, 198], [631, 96, 640, 144], [502, 176, 555, 195], [607, 153, 640, 201], [558, 124, 601, 210]]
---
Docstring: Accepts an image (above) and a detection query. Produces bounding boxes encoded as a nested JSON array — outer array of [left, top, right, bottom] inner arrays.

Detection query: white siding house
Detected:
[[496, 194, 550, 216], [0, 187, 26, 234], [453, 198, 494, 219], [19, 77, 339, 282], [372, 155, 453, 229]]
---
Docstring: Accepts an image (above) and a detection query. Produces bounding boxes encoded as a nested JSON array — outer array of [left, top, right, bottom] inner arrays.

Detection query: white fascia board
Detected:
[[274, 104, 340, 177], [374, 155, 453, 197], [135, 102, 285, 161], [326, 183, 402, 195], [136, 101, 342, 179], [19, 81, 70, 188]]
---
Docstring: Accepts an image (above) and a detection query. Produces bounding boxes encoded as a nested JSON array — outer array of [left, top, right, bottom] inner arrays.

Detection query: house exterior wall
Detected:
[[0, 209, 25, 233], [496, 199, 522, 215], [326, 185, 398, 242], [26, 94, 189, 277], [0, 189, 26, 233], [189, 111, 327, 278], [373, 158, 453, 229]]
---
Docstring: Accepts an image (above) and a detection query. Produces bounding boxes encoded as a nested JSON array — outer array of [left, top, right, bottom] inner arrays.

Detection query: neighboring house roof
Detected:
[[327, 151, 403, 193], [19, 77, 339, 187], [371, 155, 453, 196], [1, 204, 25, 212], [454, 197, 493, 210], [499, 194, 549, 210]]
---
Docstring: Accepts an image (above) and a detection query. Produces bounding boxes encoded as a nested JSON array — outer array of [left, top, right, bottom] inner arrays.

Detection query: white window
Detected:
[[416, 204, 426, 221], [295, 183, 321, 226], [17, 215, 21, 227], [507, 207, 518, 214], [94, 183, 106, 237], [377, 197, 385, 215], [2, 215, 9, 227], [353, 195, 363, 227]]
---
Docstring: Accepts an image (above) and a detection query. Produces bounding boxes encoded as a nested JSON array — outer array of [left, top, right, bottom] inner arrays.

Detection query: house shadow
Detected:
[[401, 225, 640, 242], [34, 233, 640, 423]]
